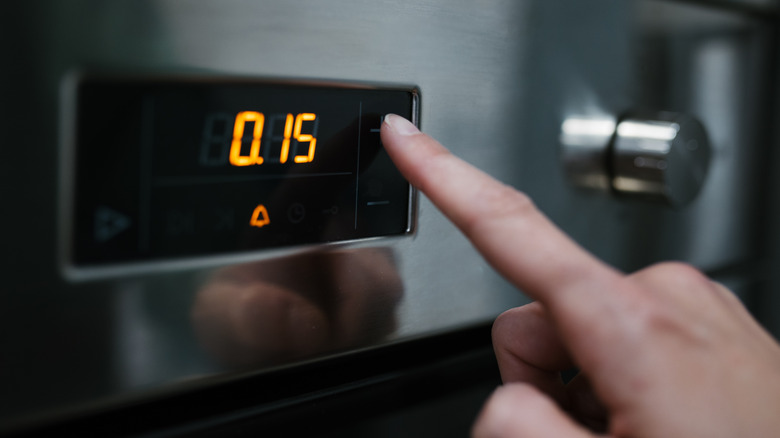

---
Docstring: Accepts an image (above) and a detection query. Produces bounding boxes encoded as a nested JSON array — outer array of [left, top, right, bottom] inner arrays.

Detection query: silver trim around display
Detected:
[[58, 71, 420, 282]]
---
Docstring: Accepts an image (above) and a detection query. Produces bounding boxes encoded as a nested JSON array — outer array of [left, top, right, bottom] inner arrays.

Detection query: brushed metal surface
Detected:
[[0, 0, 774, 425]]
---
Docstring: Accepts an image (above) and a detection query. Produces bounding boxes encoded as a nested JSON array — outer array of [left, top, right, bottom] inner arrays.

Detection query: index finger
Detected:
[[380, 114, 623, 313]]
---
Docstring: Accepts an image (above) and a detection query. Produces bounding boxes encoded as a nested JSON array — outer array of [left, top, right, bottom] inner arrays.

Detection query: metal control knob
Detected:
[[561, 112, 711, 207]]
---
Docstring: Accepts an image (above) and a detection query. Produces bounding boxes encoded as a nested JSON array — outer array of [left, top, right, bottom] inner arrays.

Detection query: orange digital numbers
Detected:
[[279, 113, 294, 164], [293, 113, 317, 163], [230, 111, 265, 166], [221, 112, 317, 167]]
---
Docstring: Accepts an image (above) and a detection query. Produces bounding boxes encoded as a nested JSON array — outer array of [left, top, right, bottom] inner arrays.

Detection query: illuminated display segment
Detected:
[[293, 113, 318, 163], [225, 112, 318, 167], [230, 111, 265, 166], [249, 204, 271, 228], [279, 113, 294, 164], [69, 77, 419, 269]]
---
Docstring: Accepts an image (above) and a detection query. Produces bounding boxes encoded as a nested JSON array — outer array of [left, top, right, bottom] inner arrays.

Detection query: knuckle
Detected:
[[491, 309, 514, 340], [627, 262, 726, 343], [492, 303, 544, 338], [491, 308, 522, 351], [493, 307, 522, 332], [631, 261, 712, 295], [651, 261, 707, 282]]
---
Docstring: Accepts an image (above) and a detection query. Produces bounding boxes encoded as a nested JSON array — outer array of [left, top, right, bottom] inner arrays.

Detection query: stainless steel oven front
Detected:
[[1, 0, 777, 435]]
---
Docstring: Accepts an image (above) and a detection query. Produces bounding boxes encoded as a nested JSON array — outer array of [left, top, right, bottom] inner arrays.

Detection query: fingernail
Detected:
[[384, 114, 420, 136]]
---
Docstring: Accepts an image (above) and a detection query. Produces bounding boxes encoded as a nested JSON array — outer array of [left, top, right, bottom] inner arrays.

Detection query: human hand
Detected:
[[380, 114, 780, 437], [192, 249, 402, 368]]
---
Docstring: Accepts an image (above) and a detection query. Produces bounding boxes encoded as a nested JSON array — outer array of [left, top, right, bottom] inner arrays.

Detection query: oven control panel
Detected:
[[62, 76, 419, 277]]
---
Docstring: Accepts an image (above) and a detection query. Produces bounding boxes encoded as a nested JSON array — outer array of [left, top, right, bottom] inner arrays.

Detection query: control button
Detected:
[[249, 204, 271, 228], [322, 205, 339, 215], [365, 179, 390, 207], [367, 179, 384, 197], [287, 203, 306, 224], [369, 115, 384, 133], [95, 206, 132, 243], [561, 112, 711, 207], [612, 114, 710, 207]]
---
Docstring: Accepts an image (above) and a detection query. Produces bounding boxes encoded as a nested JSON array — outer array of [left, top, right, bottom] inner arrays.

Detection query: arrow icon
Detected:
[[249, 204, 271, 228], [95, 206, 132, 242]]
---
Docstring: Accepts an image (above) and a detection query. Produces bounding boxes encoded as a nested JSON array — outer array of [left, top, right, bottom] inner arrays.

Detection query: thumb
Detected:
[[472, 383, 600, 438]]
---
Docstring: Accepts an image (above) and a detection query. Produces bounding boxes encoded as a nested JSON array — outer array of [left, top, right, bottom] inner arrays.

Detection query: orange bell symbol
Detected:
[[249, 204, 271, 228]]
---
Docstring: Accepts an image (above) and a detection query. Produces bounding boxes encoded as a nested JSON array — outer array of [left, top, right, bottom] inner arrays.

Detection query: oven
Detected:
[[1, 1, 777, 435]]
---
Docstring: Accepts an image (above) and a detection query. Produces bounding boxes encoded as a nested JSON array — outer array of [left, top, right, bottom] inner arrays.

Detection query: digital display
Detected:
[[66, 76, 419, 270]]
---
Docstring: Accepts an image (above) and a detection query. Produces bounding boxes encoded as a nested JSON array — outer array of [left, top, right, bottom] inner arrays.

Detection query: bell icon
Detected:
[[249, 204, 271, 228]]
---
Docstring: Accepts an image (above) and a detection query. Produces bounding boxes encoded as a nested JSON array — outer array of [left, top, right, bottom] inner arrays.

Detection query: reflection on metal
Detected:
[[1, 0, 774, 428], [561, 112, 711, 207], [560, 117, 617, 191], [616, 121, 679, 142], [561, 118, 617, 138], [191, 248, 403, 368], [613, 114, 710, 206]]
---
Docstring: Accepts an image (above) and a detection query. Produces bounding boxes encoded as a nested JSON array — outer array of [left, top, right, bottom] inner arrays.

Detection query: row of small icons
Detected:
[[96, 198, 389, 242], [95, 174, 391, 240], [252, 202, 327, 227], [95, 202, 306, 242]]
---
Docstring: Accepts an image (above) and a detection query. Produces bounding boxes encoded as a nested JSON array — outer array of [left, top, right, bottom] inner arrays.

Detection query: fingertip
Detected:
[[473, 384, 530, 438], [380, 113, 453, 192], [471, 386, 511, 438], [472, 383, 596, 438], [383, 113, 421, 136]]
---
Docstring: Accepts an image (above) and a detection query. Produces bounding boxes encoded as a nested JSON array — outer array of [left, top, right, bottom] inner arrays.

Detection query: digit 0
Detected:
[[230, 111, 265, 166], [293, 113, 318, 163]]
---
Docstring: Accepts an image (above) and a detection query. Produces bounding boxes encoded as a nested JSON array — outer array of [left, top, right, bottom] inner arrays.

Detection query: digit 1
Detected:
[[230, 111, 265, 166], [264, 113, 294, 164], [200, 113, 232, 166], [280, 113, 294, 163], [293, 113, 318, 163]]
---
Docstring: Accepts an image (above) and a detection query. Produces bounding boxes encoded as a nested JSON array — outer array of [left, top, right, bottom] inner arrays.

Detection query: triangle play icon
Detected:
[[95, 206, 132, 242]]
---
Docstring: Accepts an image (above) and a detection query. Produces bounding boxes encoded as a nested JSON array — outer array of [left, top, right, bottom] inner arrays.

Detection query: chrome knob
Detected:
[[612, 113, 710, 206], [561, 112, 711, 207]]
